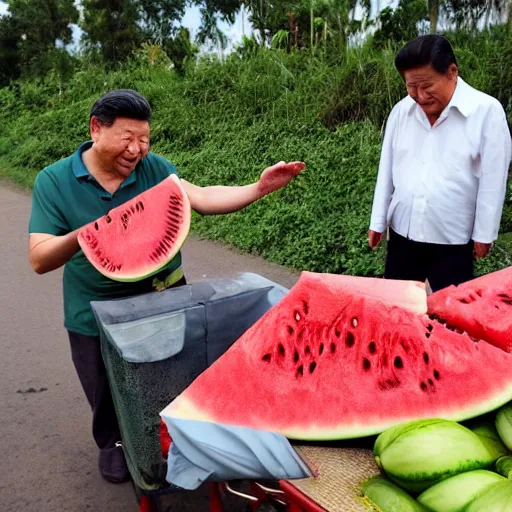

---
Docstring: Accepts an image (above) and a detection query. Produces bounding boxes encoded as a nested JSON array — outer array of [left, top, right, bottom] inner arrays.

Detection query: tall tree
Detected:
[[81, 0, 189, 62], [429, 0, 439, 32], [6, 0, 79, 76], [443, 0, 508, 30], [136, 0, 187, 44], [509, 0, 512, 33], [80, 0, 141, 62], [0, 14, 22, 86]]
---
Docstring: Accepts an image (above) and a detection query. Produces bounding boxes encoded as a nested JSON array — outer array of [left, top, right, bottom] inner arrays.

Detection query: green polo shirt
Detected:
[[28, 141, 184, 337]]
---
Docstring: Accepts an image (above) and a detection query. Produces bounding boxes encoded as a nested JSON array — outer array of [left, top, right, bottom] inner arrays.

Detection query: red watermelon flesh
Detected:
[[78, 174, 191, 282], [160, 272, 512, 441], [427, 266, 512, 353]]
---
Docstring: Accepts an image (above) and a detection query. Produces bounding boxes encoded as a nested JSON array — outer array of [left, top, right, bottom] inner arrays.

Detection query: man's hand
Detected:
[[474, 241, 492, 260], [368, 230, 383, 249], [256, 161, 306, 197]]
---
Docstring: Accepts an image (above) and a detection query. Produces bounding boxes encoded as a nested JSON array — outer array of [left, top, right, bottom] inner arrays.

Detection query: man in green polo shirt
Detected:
[[28, 89, 305, 484]]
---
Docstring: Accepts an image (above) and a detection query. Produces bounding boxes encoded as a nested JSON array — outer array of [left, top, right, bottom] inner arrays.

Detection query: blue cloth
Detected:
[[161, 417, 313, 490]]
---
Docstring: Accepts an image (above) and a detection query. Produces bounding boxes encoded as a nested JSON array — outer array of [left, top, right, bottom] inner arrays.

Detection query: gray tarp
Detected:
[[91, 272, 312, 490]]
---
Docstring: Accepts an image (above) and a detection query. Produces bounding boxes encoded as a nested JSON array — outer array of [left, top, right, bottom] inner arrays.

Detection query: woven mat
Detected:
[[287, 445, 380, 511]]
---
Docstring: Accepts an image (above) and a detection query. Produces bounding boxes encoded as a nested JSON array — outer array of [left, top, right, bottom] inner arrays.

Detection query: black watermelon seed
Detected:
[[302, 301, 309, 314], [420, 382, 428, 392], [106, 215, 112, 223], [425, 332, 431, 339], [363, 358, 371, 370], [369, 341, 377, 353], [262, 354, 271, 363], [423, 352, 429, 364], [433, 369, 440, 380], [330, 342, 336, 354], [305, 346, 311, 355], [428, 378, 434, 386], [427, 324, 434, 332], [335, 328, 341, 337], [278, 344, 285, 356], [287, 325, 294, 335], [309, 362, 317, 374], [319, 343, 324, 355], [346, 332, 355, 348], [293, 350, 299, 363], [400, 340, 410, 352], [94, 222, 99, 230], [297, 365, 304, 377], [394, 356, 403, 369]]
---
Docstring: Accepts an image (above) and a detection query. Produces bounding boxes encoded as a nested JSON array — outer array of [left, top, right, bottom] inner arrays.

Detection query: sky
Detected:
[[0, 1, 251, 54]]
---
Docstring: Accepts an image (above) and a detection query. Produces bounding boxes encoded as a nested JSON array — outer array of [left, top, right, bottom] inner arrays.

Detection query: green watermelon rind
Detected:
[[374, 419, 501, 493], [416, 470, 507, 512], [461, 479, 512, 511], [360, 475, 428, 511]]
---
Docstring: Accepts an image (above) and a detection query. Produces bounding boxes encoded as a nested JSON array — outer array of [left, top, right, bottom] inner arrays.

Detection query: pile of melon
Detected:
[[78, 179, 512, 510]]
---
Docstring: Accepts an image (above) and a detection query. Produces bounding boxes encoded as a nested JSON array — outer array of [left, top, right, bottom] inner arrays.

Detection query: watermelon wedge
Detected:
[[427, 266, 512, 353], [78, 174, 191, 282], [160, 272, 512, 441]]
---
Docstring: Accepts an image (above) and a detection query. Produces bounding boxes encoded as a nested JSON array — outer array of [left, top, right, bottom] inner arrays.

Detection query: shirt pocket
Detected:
[[440, 138, 474, 180]]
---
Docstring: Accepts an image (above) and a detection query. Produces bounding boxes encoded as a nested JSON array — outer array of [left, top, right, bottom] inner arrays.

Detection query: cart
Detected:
[[91, 274, 379, 512]]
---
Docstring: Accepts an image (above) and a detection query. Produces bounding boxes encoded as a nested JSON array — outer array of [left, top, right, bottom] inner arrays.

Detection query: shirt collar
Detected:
[[405, 76, 475, 119], [71, 140, 137, 189], [72, 141, 94, 179], [445, 77, 473, 117]]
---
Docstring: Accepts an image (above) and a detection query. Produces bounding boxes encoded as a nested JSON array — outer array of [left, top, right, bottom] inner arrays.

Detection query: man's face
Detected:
[[403, 64, 458, 119], [90, 116, 150, 177]]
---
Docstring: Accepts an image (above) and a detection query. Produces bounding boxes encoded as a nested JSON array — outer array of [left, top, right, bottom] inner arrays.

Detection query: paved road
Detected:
[[0, 182, 299, 512]]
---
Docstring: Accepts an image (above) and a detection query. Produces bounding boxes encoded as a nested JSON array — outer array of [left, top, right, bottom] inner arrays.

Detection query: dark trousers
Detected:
[[68, 330, 121, 451], [384, 229, 474, 292]]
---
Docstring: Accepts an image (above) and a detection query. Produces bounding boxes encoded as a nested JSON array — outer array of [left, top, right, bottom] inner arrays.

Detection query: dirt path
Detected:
[[0, 183, 299, 512]]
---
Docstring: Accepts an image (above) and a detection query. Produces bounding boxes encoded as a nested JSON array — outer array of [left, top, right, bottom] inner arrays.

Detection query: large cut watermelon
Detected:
[[160, 272, 512, 441], [427, 266, 512, 353], [78, 174, 191, 282]]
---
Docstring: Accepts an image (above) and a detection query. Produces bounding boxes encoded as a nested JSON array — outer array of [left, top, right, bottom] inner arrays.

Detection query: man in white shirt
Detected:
[[368, 34, 511, 292]]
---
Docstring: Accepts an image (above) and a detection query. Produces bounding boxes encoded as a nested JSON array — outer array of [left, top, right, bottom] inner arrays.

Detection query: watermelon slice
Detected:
[[427, 266, 512, 353], [78, 174, 191, 282], [160, 272, 512, 441]]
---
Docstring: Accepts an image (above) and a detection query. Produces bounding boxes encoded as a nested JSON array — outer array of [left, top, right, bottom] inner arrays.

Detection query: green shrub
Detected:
[[1, 30, 511, 277]]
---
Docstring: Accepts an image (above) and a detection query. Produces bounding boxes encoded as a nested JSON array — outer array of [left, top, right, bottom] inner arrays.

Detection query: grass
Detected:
[[1, 30, 511, 277]]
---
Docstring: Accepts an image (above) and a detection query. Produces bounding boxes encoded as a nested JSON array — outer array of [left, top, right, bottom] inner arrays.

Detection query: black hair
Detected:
[[395, 35, 458, 75], [90, 89, 152, 126]]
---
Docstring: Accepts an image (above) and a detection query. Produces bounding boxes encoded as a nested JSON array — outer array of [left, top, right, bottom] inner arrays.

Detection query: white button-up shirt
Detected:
[[369, 77, 511, 245]]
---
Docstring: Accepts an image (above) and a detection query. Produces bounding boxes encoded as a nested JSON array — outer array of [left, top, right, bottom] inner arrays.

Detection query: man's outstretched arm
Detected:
[[181, 161, 306, 216], [28, 161, 306, 273]]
